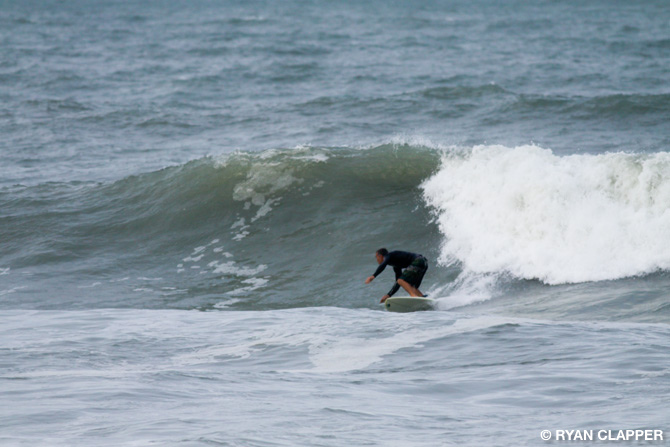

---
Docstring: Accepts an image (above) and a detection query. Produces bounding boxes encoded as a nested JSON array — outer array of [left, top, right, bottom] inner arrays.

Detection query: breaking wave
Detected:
[[422, 144, 670, 284], [4, 142, 670, 311]]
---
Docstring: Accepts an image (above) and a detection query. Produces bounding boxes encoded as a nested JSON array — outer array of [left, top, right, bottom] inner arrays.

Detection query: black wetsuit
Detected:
[[372, 250, 428, 297]]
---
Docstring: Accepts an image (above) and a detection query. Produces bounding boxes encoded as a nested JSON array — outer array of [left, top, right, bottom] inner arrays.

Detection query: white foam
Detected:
[[183, 246, 207, 262], [229, 154, 308, 231], [0, 267, 9, 275], [431, 273, 498, 310], [308, 316, 508, 373], [173, 324, 315, 365], [251, 198, 279, 222], [386, 134, 454, 151], [232, 162, 302, 205], [176, 338, 253, 361], [109, 276, 130, 282], [232, 231, 249, 241], [213, 298, 243, 309], [0, 286, 25, 296], [292, 153, 329, 162], [422, 145, 670, 284], [232, 228, 249, 240], [231, 217, 246, 229], [212, 247, 232, 257], [210, 261, 267, 277], [226, 277, 269, 295]]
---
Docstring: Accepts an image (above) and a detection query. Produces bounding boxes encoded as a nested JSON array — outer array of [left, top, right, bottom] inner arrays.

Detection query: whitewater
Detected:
[[424, 144, 670, 285]]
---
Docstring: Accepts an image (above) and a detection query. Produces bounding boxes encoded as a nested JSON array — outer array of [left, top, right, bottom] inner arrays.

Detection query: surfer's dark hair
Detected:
[[376, 248, 389, 257]]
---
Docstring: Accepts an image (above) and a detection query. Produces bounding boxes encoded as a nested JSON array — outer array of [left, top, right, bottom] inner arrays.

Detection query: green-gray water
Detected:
[[1, 1, 669, 445]]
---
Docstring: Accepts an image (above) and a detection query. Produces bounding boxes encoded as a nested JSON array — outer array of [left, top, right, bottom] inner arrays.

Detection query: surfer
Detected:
[[365, 248, 428, 303]]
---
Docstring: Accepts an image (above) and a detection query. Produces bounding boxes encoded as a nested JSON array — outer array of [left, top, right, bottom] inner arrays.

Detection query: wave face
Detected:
[[423, 145, 670, 284], [3, 142, 670, 321], [0, 144, 442, 310]]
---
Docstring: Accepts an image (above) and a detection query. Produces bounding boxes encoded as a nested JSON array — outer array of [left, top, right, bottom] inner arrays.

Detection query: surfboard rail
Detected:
[[383, 297, 435, 313]]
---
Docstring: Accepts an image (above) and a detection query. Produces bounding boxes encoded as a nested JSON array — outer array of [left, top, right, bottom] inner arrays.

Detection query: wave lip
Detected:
[[422, 144, 670, 285]]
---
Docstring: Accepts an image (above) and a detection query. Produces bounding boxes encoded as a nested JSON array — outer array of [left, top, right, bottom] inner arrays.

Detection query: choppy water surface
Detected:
[[1, 1, 669, 446]]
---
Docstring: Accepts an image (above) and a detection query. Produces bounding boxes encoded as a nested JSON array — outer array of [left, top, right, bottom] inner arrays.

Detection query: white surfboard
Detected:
[[383, 296, 435, 313]]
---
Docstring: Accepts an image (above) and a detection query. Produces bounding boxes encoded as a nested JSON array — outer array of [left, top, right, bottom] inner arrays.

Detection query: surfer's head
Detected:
[[375, 248, 388, 264]]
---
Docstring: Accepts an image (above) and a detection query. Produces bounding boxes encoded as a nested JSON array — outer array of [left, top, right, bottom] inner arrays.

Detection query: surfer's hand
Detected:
[[380, 295, 390, 303], [365, 276, 374, 284]]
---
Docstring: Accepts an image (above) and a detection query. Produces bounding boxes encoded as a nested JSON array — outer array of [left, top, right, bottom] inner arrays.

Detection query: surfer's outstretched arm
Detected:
[[371, 256, 390, 278], [365, 255, 390, 284]]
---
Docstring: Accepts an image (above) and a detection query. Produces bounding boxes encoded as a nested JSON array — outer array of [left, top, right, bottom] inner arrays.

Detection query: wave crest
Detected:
[[422, 144, 670, 284]]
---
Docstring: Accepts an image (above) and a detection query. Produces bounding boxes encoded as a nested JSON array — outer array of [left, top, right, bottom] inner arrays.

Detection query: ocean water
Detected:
[[1, 1, 670, 446]]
